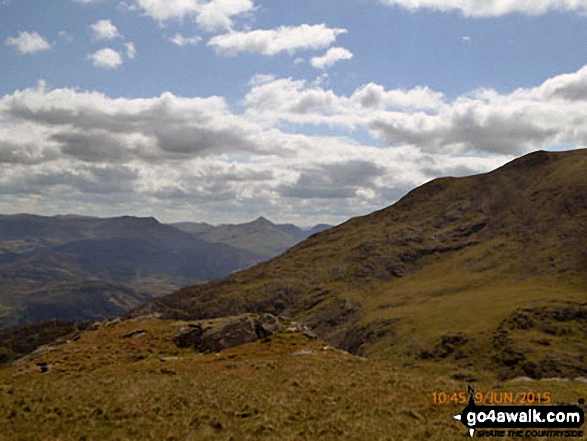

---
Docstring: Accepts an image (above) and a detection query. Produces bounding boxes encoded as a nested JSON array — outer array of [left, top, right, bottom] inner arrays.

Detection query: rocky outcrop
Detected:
[[173, 313, 280, 353]]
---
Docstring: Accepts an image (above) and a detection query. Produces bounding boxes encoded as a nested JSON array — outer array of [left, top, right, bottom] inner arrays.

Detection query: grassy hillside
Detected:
[[0, 319, 89, 366], [130, 149, 587, 380], [1, 317, 584, 440]]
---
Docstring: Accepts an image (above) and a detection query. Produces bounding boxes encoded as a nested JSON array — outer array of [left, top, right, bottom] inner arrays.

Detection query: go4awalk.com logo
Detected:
[[453, 386, 585, 438]]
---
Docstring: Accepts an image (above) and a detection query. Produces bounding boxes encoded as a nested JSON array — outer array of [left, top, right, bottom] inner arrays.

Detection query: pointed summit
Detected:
[[251, 216, 273, 225]]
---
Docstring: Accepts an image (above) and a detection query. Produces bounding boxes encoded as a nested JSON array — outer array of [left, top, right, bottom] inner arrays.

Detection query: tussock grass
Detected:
[[1, 319, 585, 441]]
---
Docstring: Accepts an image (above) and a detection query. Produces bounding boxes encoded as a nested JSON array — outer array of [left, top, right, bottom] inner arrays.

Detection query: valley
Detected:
[[0, 214, 329, 327]]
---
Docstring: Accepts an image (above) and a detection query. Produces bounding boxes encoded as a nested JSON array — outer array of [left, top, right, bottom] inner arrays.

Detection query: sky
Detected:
[[1, 0, 587, 226]]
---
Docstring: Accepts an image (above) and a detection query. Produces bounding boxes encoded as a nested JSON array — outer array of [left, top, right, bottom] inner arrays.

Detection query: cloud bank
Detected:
[[380, 0, 587, 17], [3, 64, 587, 223]]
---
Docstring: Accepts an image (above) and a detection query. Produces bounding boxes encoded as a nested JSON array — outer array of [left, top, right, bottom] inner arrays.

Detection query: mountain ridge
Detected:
[[0, 215, 264, 328], [0, 214, 333, 328], [171, 217, 333, 258], [129, 149, 587, 380]]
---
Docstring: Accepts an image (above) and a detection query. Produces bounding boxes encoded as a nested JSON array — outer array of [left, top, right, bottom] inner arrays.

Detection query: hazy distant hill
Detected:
[[170, 221, 215, 235], [0, 215, 263, 327], [171, 217, 333, 258], [131, 149, 587, 380]]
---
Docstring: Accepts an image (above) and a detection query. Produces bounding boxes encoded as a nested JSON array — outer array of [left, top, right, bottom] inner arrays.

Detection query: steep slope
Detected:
[[172, 217, 333, 258], [0, 215, 264, 327], [130, 149, 587, 379]]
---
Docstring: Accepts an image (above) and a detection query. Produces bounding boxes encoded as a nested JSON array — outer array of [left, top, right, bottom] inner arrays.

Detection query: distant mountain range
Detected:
[[131, 149, 587, 380], [171, 217, 332, 258], [0, 214, 331, 327]]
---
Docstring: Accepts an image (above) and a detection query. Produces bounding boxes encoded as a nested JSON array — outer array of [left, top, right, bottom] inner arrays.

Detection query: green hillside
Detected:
[[130, 149, 587, 380]]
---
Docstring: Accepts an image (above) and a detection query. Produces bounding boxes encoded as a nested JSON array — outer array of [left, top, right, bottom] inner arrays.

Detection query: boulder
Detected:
[[200, 315, 258, 353], [172, 314, 281, 353], [172, 323, 204, 348], [255, 313, 281, 338]]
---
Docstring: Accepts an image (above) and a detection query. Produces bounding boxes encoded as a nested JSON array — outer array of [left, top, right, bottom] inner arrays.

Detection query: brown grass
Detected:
[[0, 319, 585, 441]]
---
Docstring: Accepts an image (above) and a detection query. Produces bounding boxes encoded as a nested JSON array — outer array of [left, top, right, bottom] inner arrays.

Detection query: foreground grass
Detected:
[[0, 319, 585, 440]]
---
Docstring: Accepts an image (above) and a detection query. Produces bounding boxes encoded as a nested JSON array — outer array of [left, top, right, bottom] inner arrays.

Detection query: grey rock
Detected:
[[200, 315, 258, 353], [172, 323, 204, 348], [255, 313, 281, 338], [172, 314, 281, 353], [121, 329, 146, 339], [284, 322, 317, 340]]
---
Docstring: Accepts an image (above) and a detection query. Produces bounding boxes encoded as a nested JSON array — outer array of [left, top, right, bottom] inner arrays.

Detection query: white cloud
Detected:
[[243, 66, 587, 156], [379, 0, 587, 17], [243, 78, 445, 127], [248, 74, 276, 86], [59, 31, 74, 43], [196, 0, 254, 32], [170, 33, 202, 46], [89, 48, 123, 69], [208, 24, 347, 56], [134, 0, 254, 30], [4, 65, 587, 223], [351, 83, 444, 110], [0, 81, 471, 224], [134, 0, 199, 21], [5, 31, 52, 54], [125, 42, 137, 59], [0, 83, 275, 162], [91, 19, 122, 40], [310, 47, 353, 70], [244, 77, 340, 116]]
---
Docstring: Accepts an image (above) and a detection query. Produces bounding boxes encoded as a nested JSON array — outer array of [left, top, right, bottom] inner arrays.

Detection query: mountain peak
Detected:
[[251, 216, 273, 226]]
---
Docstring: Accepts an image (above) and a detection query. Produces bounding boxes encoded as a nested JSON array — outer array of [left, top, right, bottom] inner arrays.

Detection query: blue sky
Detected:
[[1, 0, 587, 225]]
